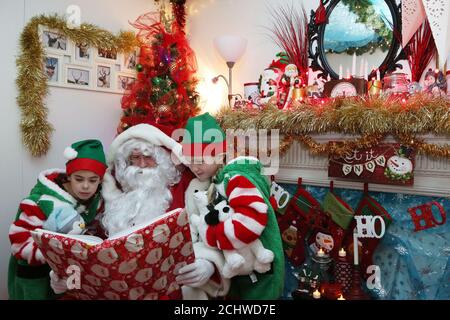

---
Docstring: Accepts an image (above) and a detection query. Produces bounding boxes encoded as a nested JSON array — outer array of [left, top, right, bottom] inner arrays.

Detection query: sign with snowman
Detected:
[[328, 144, 415, 185]]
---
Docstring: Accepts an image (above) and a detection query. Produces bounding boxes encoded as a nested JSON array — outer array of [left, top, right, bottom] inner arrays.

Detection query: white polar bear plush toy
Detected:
[[190, 191, 274, 279]]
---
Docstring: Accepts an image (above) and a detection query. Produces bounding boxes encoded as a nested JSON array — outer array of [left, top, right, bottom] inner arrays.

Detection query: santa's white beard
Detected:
[[102, 166, 173, 237]]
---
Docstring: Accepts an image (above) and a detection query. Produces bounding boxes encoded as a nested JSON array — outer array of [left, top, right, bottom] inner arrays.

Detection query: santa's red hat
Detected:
[[107, 123, 182, 166]]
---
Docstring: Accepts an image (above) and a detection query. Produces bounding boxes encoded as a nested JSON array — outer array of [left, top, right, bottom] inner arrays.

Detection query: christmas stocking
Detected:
[[342, 192, 393, 278], [277, 180, 322, 266], [308, 191, 354, 259], [269, 181, 291, 215]]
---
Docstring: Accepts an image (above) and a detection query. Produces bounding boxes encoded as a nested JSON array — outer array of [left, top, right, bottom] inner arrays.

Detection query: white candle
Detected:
[[346, 68, 350, 79], [317, 248, 325, 257], [364, 61, 369, 80], [339, 64, 343, 79], [376, 69, 381, 81], [359, 58, 364, 77], [353, 230, 359, 265], [352, 52, 357, 76], [313, 290, 321, 299]]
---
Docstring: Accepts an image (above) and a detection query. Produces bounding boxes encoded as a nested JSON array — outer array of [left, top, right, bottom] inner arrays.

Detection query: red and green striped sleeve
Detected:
[[206, 175, 269, 250], [9, 199, 47, 265]]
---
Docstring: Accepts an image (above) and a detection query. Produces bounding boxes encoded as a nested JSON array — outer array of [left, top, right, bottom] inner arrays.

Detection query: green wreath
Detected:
[[384, 167, 413, 183]]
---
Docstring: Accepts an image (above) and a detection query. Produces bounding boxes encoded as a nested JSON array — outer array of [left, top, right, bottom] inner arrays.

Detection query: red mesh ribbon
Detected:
[[118, 12, 199, 134]]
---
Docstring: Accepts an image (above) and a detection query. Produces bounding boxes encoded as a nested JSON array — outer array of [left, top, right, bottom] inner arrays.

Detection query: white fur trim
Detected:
[[64, 147, 78, 160], [227, 156, 259, 165], [38, 169, 77, 205], [107, 124, 181, 165]]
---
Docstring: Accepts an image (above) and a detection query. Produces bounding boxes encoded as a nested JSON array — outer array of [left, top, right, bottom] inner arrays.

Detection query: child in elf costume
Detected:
[[175, 113, 285, 299], [8, 139, 107, 300]]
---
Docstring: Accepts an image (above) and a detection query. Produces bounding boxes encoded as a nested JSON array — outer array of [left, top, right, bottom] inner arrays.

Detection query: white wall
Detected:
[[0, 0, 156, 299], [186, 0, 319, 112]]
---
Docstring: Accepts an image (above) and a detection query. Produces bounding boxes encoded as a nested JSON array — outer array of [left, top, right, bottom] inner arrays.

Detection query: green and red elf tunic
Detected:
[[8, 139, 107, 300], [210, 157, 285, 300], [8, 169, 104, 300], [180, 113, 284, 300]]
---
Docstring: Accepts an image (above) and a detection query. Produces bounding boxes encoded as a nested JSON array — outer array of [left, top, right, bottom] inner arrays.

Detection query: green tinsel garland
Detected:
[[17, 14, 139, 157]]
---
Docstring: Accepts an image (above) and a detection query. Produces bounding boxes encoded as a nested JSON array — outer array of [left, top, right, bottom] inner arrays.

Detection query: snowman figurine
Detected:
[[384, 146, 414, 182]]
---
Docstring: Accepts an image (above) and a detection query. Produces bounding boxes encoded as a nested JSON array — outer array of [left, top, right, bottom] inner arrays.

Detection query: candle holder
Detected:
[[292, 87, 308, 102], [312, 252, 333, 284], [333, 252, 352, 294], [345, 264, 369, 300], [368, 80, 382, 96]]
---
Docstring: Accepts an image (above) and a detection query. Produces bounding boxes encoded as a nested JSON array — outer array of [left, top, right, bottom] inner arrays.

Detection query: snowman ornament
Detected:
[[384, 146, 414, 182]]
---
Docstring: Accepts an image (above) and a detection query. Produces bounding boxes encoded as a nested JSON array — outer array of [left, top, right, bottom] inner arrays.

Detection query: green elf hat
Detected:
[[181, 112, 227, 159], [64, 139, 107, 177]]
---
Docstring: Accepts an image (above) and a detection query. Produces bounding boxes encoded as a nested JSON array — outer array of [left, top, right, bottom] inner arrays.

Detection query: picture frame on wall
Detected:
[[74, 42, 93, 65], [96, 47, 119, 63], [42, 54, 62, 84], [39, 25, 71, 55], [65, 64, 91, 88], [121, 48, 139, 72], [96, 64, 112, 90], [117, 73, 136, 92]]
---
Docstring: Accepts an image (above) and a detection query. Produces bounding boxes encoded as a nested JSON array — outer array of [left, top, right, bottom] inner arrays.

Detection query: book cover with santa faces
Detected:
[[31, 208, 194, 300]]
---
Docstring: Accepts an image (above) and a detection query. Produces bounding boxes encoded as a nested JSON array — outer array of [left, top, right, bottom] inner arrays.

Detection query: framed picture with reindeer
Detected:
[[116, 72, 136, 92], [96, 64, 113, 90], [39, 25, 71, 55], [74, 42, 93, 65], [64, 64, 91, 88], [42, 54, 62, 84]]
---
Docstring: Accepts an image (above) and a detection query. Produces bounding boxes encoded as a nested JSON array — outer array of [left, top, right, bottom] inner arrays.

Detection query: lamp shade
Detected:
[[213, 35, 247, 63]]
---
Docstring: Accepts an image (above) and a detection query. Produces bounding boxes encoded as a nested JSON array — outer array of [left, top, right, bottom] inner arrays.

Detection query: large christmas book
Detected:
[[31, 208, 194, 300]]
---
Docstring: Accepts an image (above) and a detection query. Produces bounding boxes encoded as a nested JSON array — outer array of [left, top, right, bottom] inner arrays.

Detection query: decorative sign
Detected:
[[408, 201, 447, 232], [328, 143, 415, 185], [355, 215, 386, 239]]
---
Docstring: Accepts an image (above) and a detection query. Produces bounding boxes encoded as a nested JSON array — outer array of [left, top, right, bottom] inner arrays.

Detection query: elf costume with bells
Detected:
[[8, 139, 107, 300]]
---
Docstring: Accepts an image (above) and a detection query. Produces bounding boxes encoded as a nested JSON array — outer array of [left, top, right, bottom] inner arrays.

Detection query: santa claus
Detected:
[[100, 124, 187, 236], [100, 123, 230, 299]]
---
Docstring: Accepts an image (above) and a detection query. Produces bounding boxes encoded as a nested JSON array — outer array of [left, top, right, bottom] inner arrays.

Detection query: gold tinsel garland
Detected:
[[17, 14, 139, 157], [217, 94, 450, 160]]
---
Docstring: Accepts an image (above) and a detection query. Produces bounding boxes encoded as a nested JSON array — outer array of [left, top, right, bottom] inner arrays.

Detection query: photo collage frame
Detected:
[[39, 25, 138, 93]]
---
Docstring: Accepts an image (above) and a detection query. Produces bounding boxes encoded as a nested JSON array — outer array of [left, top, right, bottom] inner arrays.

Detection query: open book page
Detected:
[[107, 208, 182, 240], [30, 208, 195, 300], [32, 229, 104, 245]]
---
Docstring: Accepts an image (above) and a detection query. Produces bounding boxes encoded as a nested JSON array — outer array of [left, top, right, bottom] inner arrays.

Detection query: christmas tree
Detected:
[[118, 0, 200, 136]]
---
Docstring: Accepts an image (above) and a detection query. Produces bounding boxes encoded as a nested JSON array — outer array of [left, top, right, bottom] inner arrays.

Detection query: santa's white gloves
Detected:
[[49, 270, 68, 294], [175, 258, 215, 288]]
